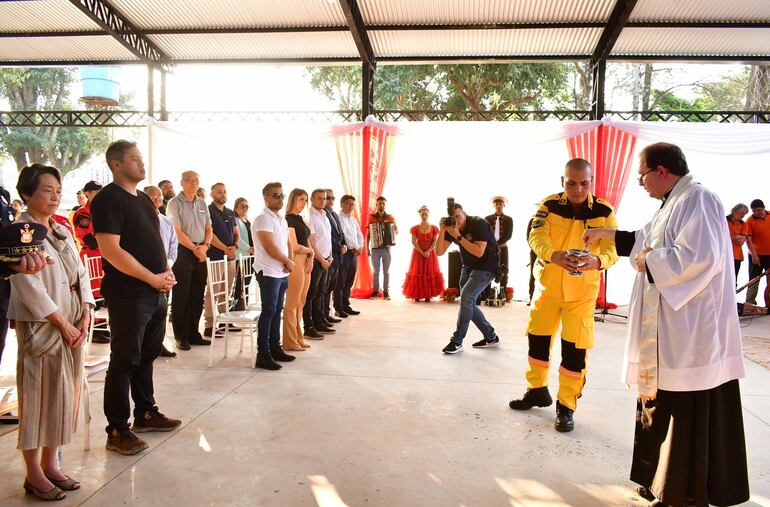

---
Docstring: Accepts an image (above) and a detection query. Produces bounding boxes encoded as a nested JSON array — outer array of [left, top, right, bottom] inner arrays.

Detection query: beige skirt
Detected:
[[16, 292, 86, 450]]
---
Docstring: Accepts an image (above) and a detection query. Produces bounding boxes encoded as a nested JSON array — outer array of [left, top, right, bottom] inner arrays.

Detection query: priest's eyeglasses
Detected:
[[638, 168, 657, 184]]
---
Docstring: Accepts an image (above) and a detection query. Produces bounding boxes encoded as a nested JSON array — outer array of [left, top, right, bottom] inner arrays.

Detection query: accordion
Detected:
[[369, 222, 396, 248]]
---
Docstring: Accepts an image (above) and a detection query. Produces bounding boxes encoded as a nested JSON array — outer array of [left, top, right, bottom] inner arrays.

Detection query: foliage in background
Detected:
[[0, 67, 126, 176], [307, 63, 582, 119]]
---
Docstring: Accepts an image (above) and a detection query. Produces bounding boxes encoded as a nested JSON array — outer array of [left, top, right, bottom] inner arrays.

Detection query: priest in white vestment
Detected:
[[584, 142, 749, 507]]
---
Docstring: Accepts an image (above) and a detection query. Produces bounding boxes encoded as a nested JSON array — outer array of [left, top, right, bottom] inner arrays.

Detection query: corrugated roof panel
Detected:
[[359, 0, 614, 25], [111, 0, 347, 30], [613, 27, 770, 56], [371, 28, 600, 57], [0, 35, 139, 62], [630, 0, 770, 22], [0, 0, 101, 32], [148, 32, 358, 60]]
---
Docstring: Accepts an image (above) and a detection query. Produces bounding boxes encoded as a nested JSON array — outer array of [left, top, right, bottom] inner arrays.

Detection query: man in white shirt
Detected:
[[336, 194, 363, 316], [145, 185, 179, 357], [584, 143, 748, 507], [303, 189, 335, 336], [251, 182, 296, 370]]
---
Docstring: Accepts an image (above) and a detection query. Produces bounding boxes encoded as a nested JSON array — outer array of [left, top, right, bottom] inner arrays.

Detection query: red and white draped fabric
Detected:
[[566, 124, 638, 308], [333, 119, 398, 298]]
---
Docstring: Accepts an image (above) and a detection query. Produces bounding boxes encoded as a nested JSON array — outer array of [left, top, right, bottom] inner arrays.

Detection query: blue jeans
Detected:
[[451, 266, 496, 345], [256, 272, 288, 354], [371, 247, 391, 293]]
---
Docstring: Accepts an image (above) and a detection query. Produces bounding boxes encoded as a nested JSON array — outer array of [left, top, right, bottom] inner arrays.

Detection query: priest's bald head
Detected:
[[561, 158, 593, 206], [638, 142, 689, 200]]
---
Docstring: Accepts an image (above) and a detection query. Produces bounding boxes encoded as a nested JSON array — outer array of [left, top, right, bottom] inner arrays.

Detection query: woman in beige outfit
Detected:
[[8, 165, 95, 501], [282, 189, 314, 351]]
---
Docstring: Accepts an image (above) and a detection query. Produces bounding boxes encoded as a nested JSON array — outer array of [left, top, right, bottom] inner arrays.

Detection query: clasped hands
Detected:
[[550, 250, 599, 272]]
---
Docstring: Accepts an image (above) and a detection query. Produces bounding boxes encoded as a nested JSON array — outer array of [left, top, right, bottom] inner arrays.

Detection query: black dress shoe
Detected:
[[635, 486, 655, 501], [316, 325, 336, 334], [92, 330, 111, 344], [255, 352, 281, 370], [175, 339, 191, 351], [555, 401, 575, 432], [272, 349, 296, 362], [326, 315, 342, 323], [160, 346, 177, 357], [303, 329, 324, 338], [344, 307, 360, 315], [334, 310, 349, 318], [509, 387, 553, 410], [188, 337, 212, 346]]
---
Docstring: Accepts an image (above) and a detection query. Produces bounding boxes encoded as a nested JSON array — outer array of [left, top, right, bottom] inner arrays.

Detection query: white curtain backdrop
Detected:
[[148, 119, 770, 306]]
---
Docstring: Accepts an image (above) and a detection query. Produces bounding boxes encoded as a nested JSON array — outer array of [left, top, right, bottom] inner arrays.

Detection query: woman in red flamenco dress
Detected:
[[403, 206, 445, 302]]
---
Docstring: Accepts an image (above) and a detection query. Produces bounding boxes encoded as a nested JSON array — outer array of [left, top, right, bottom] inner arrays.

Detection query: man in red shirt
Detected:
[[746, 199, 770, 305]]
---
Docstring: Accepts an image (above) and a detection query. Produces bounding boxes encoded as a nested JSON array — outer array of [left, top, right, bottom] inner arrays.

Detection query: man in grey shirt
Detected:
[[166, 170, 213, 350]]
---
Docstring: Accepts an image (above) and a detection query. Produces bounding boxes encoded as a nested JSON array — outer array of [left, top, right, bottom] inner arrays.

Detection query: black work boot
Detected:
[[508, 387, 553, 410], [555, 401, 575, 432], [255, 351, 281, 370]]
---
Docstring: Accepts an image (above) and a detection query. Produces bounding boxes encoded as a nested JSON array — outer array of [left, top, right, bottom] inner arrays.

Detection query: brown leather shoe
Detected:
[[105, 427, 148, 455], [131, 408, 182, 433]]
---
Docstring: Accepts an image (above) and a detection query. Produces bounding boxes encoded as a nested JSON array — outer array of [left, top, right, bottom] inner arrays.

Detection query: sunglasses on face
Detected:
[[269, 193, 286, 199]]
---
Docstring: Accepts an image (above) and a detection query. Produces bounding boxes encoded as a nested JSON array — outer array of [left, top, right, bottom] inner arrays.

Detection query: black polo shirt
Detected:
[[208, 204, 235, 261], [445, 215, 499, 273]]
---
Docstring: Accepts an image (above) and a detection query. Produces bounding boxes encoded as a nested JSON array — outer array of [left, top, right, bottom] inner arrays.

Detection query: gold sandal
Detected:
[[46, 474, 81, 491], [23, 479, 66, 501]]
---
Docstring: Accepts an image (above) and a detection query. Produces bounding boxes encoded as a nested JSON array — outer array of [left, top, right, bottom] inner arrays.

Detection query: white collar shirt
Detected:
[[251, 207, 289, 278], [338, 210, 364, 250], [309, 206, 332, 258]]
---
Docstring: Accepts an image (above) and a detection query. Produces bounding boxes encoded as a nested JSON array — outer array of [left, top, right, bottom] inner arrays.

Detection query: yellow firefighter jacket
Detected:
[[529, 192, 618, 302]]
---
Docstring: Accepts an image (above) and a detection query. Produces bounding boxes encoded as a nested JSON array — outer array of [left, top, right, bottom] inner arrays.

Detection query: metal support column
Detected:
[[160, 70, 168, 121], [591, 59, 606, 120], [147, 66, 155, 118], [362, 62, 375, 120]]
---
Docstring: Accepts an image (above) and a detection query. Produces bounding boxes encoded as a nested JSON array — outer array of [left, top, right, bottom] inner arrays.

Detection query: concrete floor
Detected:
[[1, 300, 769, 506]]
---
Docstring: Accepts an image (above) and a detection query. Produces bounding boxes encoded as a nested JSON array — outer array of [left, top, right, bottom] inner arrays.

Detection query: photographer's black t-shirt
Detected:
[[91, 183, 167, 298], [445, 215, 499, 273]]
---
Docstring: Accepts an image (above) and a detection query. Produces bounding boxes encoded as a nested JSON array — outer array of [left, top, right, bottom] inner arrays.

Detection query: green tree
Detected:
[[0, 67, 116, 176], [306, 63, 573, 119]]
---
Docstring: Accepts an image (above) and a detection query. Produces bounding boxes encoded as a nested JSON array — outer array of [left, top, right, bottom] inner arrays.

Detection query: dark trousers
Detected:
[[103, 293, 167, 432], [0, 279, 9, 363], [171, 246, 207, 343], [231, 265, 253, 311], [302, 260, 328, 331], [734, 259, 742, 280], [499, 245, 509, 288], [255, 272, 288, 354], [324, 254, 340, 316], [335, 252, 357, 310]]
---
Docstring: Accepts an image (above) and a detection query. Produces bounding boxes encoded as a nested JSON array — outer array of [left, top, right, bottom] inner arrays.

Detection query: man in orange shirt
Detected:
[[746, 199, 770, 305], [727, 203, 749, 280]]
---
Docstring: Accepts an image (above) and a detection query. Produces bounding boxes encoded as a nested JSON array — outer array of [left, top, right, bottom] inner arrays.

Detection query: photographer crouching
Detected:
[[436, 200, 501, 354]]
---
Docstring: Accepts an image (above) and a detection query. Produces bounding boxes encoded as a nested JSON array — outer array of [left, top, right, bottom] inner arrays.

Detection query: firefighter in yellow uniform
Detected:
[[509, 158, 618, 432]]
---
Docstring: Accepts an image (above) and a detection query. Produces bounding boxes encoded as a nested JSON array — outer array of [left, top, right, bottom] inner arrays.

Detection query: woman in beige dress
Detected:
[[282, 189, 314, 351], [8, 164, 94, 501]]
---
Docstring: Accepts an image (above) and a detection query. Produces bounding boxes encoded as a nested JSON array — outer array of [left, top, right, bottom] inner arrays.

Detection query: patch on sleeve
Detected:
[[77, 215, 91, 228], [535, 210, 548, 218], [531, 218, 545, 229]]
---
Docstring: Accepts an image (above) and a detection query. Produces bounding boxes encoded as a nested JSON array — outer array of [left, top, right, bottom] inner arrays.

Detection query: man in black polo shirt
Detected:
[[203, 182, 239, 337], [435, 202, 501, 354], [92, 140, 181, 455]]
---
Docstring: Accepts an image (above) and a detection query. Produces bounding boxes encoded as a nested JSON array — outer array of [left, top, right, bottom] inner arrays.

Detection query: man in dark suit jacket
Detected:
[[485, 196, 513, 290], [323, 189, 347, 323]]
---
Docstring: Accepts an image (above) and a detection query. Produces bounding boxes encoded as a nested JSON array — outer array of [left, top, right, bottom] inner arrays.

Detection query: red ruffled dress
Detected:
[[402, 224, 445, 300]]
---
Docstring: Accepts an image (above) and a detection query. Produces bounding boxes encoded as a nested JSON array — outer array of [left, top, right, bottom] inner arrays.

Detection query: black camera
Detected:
[[444, 196, 456, 228]]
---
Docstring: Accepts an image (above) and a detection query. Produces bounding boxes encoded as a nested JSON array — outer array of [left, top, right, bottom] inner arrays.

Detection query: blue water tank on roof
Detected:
[[79, 66, 120, 107]]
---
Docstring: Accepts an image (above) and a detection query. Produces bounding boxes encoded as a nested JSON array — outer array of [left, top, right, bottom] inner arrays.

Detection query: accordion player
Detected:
[[369, 222, 397, 248]]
